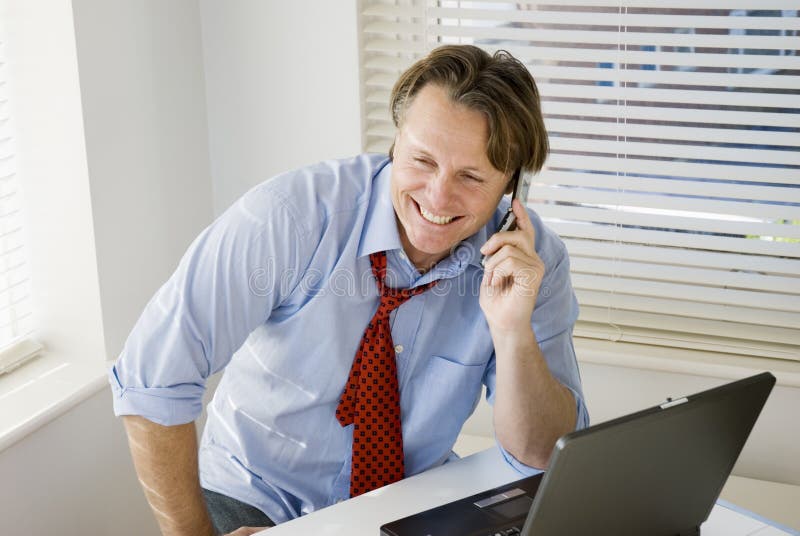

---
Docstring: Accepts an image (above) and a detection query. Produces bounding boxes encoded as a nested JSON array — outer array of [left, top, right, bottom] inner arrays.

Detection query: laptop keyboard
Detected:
[[486, 528, 521, 536]]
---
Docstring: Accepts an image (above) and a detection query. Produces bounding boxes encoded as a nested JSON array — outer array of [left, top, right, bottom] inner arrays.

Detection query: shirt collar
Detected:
[[357, 158, 401, 258], [357, 158, 498, 275]]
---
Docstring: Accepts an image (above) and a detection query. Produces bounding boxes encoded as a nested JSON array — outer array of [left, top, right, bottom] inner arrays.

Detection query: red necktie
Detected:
[[335, 251, 437, 497]]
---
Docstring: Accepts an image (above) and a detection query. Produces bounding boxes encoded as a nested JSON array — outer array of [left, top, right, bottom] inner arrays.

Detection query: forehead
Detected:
[[399, 84, 496, 170]]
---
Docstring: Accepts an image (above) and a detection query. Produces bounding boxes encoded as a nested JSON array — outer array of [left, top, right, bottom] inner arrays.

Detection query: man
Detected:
[[110, 44, 588, 536]]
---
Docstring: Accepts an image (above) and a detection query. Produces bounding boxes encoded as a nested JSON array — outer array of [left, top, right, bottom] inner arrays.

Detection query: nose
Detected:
[[426, 170, 457, 211]]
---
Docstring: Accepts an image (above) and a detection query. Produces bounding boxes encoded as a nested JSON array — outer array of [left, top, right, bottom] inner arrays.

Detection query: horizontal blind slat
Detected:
[[574, 315, 798, 361], [362, 4, 424, 18], [539, 102, 800, 129], [546, 220, 800, 257], [548, 138, 800, 166], [479, 44, 800, 70], [363, 38, 429, 54], [572, 273, 800, 311], [428, 24, 800, 50], [545, 154, 800, 184], [563, 237, 800, 275], [534, 204, 800, 240], [545, 118, 799, 148], [576, 309, 797, 346], [570, 256, 799, 294], [534, 67, 800, 92], [575, 288, 800, 328], [533, 187, 800, 222], [537, 83, 800, 110], [428, 8, 800, 31], [537, 171, 800, 204], [475, 0, 800, 8]]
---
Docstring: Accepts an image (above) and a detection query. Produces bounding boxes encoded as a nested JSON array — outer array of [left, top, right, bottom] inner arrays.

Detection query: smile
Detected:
[[418, 204, 458, 225]]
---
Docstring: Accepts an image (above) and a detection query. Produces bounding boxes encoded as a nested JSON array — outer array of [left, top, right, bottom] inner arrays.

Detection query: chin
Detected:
[[409, 231, 462, 258]]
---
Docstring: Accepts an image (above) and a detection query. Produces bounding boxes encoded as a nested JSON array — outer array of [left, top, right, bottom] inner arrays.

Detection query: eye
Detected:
[[462, 173, 484, 183], [414, 157, 435, 168]]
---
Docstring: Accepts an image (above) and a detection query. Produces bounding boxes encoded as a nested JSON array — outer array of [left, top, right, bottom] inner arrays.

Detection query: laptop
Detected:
[[380, 372, 775, 536]]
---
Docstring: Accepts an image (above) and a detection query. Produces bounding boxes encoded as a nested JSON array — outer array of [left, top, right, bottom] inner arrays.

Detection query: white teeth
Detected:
[[419, 205, 456, 225]]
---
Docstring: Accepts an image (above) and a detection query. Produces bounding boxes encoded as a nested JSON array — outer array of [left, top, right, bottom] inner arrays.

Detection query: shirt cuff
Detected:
[[108, 365, 205, 426]]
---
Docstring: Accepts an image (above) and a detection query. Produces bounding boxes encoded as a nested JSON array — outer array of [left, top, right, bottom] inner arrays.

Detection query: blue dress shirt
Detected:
[[109, 154, 588, 524]]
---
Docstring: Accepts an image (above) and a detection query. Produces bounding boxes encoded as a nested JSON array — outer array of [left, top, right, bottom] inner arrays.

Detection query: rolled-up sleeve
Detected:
[[109, 184, 305, 425], [483, 225, 589, 476]]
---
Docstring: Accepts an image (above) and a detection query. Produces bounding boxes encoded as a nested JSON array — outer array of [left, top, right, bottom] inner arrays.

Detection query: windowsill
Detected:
[[0, 351, 107, 453], [573, 337, 800, 388]]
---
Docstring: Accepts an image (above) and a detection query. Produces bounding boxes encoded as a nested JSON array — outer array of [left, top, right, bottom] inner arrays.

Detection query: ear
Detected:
[[389, 133, 400, 161]]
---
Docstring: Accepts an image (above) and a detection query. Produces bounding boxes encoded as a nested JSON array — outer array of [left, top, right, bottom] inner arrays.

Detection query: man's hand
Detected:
[[477, 198, 576, 469], [224, 527, 270, 535], [479, 198, 543, 332]]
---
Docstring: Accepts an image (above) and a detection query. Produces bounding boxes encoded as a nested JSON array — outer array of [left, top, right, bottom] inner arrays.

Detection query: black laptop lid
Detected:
[[521, 372, 776, 536]]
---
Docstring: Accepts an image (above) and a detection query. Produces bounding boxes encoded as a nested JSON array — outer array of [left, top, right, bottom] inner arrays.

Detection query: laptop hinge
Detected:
[[675, 526, 701, 536]]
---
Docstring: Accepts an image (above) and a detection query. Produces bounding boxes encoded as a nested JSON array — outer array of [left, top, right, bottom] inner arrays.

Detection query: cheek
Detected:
[[464, 188, 501, 214], [397, 169, 428, 190]]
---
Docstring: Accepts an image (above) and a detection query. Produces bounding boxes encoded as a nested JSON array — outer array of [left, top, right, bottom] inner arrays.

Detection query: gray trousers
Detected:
[[202, 488, 276, 535]]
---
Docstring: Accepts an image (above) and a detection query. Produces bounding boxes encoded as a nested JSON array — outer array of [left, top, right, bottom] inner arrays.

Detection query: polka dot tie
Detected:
[[335, 251, 437, 497]]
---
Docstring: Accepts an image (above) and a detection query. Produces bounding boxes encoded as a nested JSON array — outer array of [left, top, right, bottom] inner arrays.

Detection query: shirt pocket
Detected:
[[405, 354, 487, 463]]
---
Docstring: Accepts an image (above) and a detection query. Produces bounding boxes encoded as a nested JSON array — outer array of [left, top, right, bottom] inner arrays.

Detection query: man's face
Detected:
[[390, 84, 511, 271]]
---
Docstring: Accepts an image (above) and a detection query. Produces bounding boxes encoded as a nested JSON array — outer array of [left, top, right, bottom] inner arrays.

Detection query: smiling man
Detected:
[[110, 45, 588, 536]]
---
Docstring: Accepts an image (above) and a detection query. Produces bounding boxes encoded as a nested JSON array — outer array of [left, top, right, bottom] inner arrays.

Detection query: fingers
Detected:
[[511, 198, 535, 237], [481, 243, 543, 293], [483, 243, 535, 275], [480, 200, 537, 259], [510, 198, 536, 250]]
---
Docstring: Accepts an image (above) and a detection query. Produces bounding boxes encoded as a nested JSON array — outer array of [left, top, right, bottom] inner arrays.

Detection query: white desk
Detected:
[[263, 448, 798, 535]]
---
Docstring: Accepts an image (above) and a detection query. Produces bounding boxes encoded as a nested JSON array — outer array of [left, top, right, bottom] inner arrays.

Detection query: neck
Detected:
[[408, 256, 432, 275]]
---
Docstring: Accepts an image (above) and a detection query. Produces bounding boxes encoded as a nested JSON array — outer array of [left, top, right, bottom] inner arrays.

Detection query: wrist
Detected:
[[489, 323, 537, 356]]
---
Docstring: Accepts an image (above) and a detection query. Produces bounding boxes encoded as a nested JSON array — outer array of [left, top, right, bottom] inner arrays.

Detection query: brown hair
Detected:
[[389, 44, 549, 178]]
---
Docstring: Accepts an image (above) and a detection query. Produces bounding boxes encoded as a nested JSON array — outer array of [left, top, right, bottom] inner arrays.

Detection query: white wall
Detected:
[[0, 388, 159, 535], [73, 0, 215, 357], [0, 1, 213, 535], [199, 0, 362, 214]]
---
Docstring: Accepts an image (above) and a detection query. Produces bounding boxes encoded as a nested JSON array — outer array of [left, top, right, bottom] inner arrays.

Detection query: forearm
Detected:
[[123, 415, 215, 536], [490, 327, 577, 469]]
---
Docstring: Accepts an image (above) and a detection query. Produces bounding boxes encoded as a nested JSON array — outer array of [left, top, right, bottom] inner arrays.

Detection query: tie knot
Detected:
[[369, 252, 437, 318]]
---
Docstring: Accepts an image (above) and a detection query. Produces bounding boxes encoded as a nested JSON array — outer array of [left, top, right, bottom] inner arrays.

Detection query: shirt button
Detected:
[[399, 251, 407, 260], [395, 344, 404, 354]]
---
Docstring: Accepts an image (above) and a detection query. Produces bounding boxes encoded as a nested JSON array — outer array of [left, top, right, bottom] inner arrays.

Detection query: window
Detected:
[[359, 1, 800, 361], [0, 24, 40, 374]]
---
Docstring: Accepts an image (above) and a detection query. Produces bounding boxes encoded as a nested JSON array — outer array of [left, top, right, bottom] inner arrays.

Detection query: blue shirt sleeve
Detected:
[[109, 183, 308, 425], [482, 220, 589, 476]]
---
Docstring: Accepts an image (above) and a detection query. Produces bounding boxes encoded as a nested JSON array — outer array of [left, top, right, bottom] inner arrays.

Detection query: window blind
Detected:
[[0, 29, 39, 373], [359, 1, 800, 361]]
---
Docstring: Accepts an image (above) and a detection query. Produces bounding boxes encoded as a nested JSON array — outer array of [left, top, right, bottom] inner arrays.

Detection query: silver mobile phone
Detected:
[[480, 169, 531, 267]]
